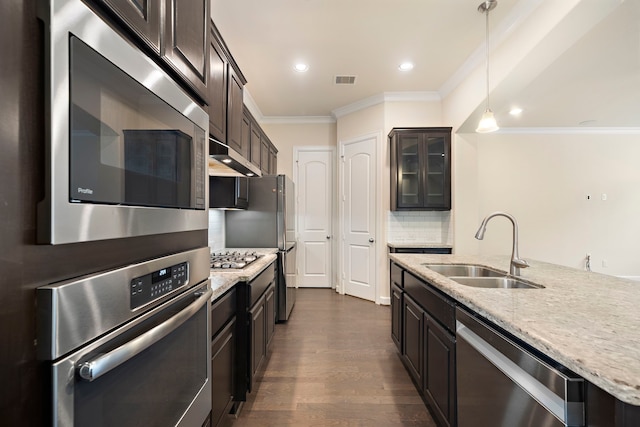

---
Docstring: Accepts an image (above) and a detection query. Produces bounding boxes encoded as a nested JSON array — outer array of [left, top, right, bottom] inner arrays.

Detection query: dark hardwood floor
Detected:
[[230, 288, 436, 426]]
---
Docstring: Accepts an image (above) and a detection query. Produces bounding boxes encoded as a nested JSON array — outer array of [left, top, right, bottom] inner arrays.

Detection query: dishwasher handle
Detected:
[[78, 287, 212, 381], [457, 319, 584, 426]]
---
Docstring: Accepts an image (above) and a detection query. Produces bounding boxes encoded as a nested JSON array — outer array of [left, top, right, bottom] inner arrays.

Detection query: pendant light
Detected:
[[476, 0, 499, 133]]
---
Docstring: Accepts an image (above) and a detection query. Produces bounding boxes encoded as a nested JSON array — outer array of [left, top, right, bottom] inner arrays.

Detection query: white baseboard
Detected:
[[378, 296, 391, 306]]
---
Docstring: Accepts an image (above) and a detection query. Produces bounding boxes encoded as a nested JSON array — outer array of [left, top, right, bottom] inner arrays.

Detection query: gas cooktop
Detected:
[[210, 251, 261, 269]]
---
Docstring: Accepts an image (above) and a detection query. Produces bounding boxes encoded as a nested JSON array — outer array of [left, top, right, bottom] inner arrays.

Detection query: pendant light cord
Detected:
[[485, 6, 491, 111]]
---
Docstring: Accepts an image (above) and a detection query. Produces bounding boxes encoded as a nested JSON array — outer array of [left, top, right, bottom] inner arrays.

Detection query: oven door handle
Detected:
[[78, 288, 212, 382]]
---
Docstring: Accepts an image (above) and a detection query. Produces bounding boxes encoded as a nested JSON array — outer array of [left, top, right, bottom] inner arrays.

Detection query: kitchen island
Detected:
[[390, 253, 640, 424]]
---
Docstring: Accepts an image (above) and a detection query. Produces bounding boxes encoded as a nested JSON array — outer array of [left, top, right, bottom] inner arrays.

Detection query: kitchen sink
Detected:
[[422, 263, 543, 289], [449, 277, 543, 289], [423, 263, 504, 278]]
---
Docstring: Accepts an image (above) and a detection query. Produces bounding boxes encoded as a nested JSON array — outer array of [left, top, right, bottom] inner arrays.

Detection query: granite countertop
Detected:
[[209, 248, 278, 301], [388, 253, 640, 406], [387, 242, 453, 249]]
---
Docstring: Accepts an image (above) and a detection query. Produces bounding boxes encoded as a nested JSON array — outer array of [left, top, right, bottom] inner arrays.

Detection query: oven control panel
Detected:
[[130, 262, 188, 309]]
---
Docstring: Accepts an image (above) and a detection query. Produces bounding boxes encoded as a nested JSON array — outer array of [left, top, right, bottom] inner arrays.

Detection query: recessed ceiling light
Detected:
[[398, 62, 414, 71], [246, 173, 255, 177], [222, 158, 232, 164], [294, 63, 309, 72], [509, 107, 523, 116]]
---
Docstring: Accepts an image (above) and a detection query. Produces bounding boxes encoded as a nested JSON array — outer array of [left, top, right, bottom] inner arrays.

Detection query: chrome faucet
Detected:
[[475, 211, 529, 276]]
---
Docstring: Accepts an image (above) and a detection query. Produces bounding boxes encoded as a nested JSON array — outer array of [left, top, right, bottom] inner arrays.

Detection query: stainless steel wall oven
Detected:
[[38, 0, 209, 244], [37, 247, 212, 427]]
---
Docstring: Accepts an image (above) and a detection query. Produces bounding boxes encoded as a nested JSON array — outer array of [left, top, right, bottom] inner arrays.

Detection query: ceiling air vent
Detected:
[[335, 75, 356, 85]]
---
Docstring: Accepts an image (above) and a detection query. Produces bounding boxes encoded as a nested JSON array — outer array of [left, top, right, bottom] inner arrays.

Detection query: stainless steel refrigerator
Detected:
[[226, 174, 296, 321]]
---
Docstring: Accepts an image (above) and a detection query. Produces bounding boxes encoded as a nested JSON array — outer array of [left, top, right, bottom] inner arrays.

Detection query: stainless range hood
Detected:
[[209, 137, 261, 177]]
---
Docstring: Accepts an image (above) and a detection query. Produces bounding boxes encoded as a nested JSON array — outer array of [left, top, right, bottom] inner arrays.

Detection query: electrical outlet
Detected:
[[602, 260, 608, 268]]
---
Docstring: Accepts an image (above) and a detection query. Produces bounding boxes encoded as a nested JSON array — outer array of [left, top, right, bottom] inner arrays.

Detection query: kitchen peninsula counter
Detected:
[[209, 249, 277, 301], [389, 253, 640, 406]]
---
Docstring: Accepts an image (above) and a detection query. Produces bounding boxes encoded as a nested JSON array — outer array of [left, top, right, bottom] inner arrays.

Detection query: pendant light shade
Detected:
[[477, 0, 499, 133], [476, 109, 499, 133]]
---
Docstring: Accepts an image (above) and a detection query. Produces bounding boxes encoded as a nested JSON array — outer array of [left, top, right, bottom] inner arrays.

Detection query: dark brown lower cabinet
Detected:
[[265, 286, 275, 348], [395, 264, 456, 427], [391, 283, 403, 351], [210, 287, 237, 427], [402, 294, 424, 386], [424, 314, 456, 427], [249, 294, 266, 386], [248, 282, 276, 392], [210, 319, 235, 427]]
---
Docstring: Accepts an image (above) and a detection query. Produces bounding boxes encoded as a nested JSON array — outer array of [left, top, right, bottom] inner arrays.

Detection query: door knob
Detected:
[[369, 238, 375, 243], [326, 236, 331, 239]]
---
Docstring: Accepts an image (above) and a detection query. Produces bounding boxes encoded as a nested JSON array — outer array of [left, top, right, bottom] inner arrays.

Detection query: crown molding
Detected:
[[261, 116, 336, 125]]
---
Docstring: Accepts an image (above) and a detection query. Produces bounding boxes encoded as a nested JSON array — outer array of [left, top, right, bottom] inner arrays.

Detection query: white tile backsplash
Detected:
[[387, 211, 452, 244], [208, 210, 225, 251], [213, 209, 451, 250]]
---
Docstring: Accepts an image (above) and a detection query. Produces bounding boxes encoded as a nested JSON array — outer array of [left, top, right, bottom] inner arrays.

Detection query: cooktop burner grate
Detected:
[[210, 251, 261, 269]]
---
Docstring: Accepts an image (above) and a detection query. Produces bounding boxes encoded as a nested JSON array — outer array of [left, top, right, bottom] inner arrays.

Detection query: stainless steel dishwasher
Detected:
[[456, 307, 584, 427]]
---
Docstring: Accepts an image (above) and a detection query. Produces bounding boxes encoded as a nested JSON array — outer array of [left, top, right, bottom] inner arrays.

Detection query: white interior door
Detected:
[[296, 149, 333, 288], [341, 136, 376, 302]]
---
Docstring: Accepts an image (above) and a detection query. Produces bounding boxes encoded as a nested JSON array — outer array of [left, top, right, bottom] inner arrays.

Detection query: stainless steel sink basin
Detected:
[[423, 264, 504, 278], [449, 277, 543, 289]]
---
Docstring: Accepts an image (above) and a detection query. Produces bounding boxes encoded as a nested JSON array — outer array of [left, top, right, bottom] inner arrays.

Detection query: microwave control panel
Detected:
[[130, 262, 188, 309]]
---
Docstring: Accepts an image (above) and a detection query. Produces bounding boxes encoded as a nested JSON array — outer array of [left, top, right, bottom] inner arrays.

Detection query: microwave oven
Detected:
[[37, 0, 209, 244]]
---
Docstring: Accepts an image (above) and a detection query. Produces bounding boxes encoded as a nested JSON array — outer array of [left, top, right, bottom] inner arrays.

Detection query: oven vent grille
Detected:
[[335, 75, 357, 85]]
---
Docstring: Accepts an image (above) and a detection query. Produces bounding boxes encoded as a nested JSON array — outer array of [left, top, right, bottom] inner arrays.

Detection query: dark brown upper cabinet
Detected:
[[98, 0, 161, 53], [260, 135, 270, 175], [249, 114, 261, 169], [208, 25, 229, 142], [227, 66, 247, 157], [244, 106, 277, 174], [269, 143, 278, 174], [207, 22, 248, 158], [162, 0, 209, 100], [389, 127, 452, 211], [92, 0, 209, 101]]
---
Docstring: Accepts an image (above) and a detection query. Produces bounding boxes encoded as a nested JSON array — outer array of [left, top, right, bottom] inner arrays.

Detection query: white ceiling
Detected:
[[210, 0, 640, 129]]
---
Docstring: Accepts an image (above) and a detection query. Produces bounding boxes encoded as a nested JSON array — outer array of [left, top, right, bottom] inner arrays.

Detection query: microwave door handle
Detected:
[[77, 288, 212, 382]]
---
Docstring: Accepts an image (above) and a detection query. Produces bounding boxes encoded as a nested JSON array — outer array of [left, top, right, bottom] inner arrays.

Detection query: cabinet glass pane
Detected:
[[400, 138, 419, 173], [426, 136, 446, 206], [428, 155, 444, 173], [401, 179, 419, 205], [399, 136, 420, 206], [426, 173, 444, 206], [426, 137, 444, 155]]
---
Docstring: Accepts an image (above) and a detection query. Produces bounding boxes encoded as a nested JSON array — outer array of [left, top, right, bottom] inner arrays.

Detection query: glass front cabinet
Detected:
[[389, 127, 451, 211]]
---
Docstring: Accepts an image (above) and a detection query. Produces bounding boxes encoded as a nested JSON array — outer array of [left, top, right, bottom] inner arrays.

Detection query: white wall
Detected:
[[455, 131, 640, 276], [261, 122, 337, 178]]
